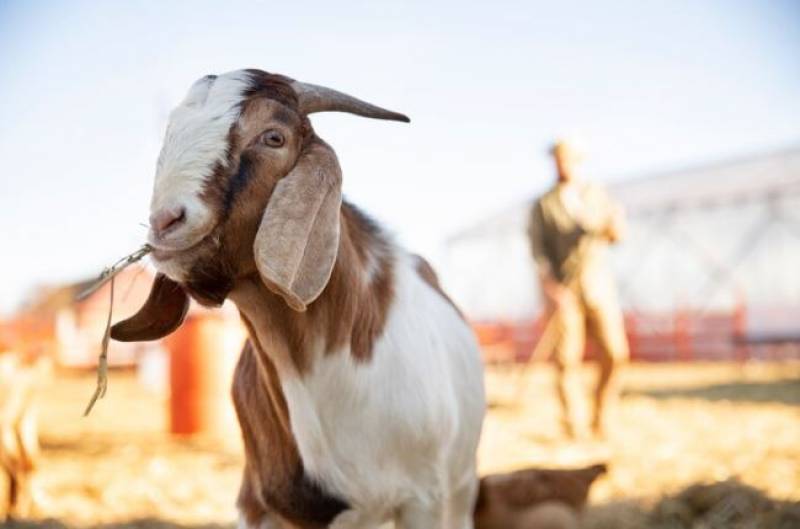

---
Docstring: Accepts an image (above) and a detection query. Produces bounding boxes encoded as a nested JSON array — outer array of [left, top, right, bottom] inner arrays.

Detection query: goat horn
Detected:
[[291, 81, 410, 123]]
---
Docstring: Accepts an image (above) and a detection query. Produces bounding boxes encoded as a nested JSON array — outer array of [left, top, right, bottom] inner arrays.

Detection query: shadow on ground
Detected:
[[583, 480, 800, 529], [624, 378, 800, 405], [7, 481, 800, 529]]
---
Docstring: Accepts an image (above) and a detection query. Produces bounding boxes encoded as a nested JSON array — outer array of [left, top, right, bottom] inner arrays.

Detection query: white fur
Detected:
[[264, 251, 486, 528], [150, 70, 251, 251], [362, 240, 389, 285]]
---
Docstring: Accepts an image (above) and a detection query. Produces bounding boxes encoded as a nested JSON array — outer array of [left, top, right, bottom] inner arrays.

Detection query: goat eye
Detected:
[[261, 129, 285, 148]]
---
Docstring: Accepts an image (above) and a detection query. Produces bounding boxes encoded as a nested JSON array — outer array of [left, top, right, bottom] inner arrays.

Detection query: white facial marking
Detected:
[[150, 70, 252, 251]]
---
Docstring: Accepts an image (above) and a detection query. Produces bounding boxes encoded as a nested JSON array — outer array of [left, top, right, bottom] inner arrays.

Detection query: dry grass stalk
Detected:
[[81, 244, 152, 416]]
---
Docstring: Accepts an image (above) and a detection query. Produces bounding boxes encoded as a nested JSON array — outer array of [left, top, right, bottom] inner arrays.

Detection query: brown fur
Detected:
[[228, 202, 395, 371], [223, 160, 397, 527], [231, 339, 348, 528], [111, 274, 189, 341], [474, 464, 607, 529], [324, 205, 394, 361], [414, 254, 464, 319]]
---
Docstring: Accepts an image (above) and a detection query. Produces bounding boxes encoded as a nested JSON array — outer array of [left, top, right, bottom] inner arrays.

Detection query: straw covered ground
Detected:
[[5, 361, 800, 528]]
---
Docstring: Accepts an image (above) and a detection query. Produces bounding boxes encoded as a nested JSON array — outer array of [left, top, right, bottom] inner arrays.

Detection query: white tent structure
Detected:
[[444, 146, 800, 358]]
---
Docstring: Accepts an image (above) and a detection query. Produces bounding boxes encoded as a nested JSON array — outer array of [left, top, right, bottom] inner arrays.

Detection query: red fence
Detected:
[[474, 308, 800, 364]]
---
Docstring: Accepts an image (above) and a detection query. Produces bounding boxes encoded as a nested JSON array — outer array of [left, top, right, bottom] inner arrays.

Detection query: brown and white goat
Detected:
[[111, 70, 486, 529], [0, 352, 42, 520], [474, 464, 607, 529]]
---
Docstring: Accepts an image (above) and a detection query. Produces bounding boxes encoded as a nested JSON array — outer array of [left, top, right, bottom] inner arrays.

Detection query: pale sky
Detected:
[[1, 0, 799, 315]]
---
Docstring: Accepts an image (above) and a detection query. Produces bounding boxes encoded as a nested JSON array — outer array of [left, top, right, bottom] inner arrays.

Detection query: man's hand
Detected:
[[540, 273, 573, 310], [603, 205, 626, 243]]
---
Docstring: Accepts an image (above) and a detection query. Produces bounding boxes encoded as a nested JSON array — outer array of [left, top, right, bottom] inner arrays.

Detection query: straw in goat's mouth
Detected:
[[80, 244, 152, 416]]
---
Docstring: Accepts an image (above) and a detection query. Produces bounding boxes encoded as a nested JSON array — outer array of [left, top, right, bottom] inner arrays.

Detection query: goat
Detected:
[[111, 70, 486, 529], [474, 464, 607, 529], [0, 351, 43, 520]]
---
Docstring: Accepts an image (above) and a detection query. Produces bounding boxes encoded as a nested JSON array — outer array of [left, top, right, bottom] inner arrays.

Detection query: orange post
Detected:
[[165, 312, 244, 438]]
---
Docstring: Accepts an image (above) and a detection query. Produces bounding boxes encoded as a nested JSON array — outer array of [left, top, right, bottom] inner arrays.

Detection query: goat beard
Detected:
[[183, 258, 236, 307]]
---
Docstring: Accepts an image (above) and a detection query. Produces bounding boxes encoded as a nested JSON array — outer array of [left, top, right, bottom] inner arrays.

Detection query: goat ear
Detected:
[[253, 139, 342, 312], [110, 274, 190, 341]]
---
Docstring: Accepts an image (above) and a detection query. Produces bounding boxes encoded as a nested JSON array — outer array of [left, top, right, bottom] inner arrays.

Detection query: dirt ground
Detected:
[[6, 361, 800, 528]]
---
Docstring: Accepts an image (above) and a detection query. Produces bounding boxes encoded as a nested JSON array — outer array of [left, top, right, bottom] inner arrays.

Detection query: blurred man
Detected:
[[527, 140, 628, 439]]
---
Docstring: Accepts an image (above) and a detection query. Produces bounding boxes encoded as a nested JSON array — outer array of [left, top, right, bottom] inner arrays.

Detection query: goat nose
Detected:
[[150, 206, 186, 238]]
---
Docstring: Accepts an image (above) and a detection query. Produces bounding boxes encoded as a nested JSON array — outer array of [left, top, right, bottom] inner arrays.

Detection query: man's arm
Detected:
[[591, 186, 626, 243], [527, 201, 552, 277], [603, 203, 626, 243], [528, 201, 569, 306]]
